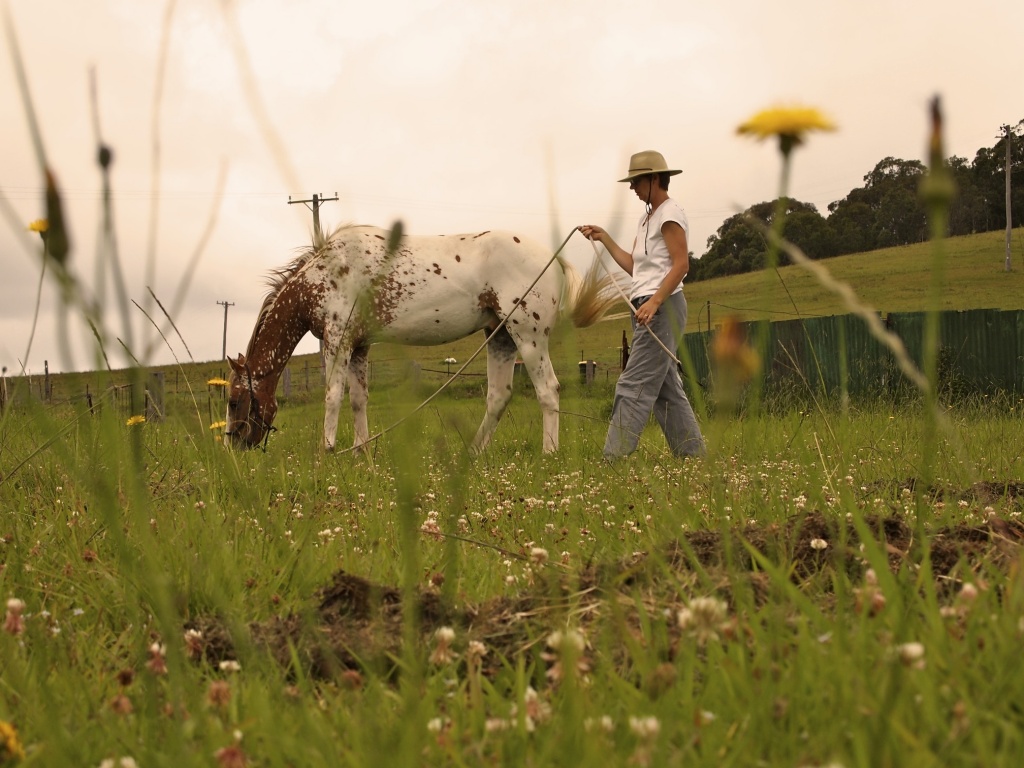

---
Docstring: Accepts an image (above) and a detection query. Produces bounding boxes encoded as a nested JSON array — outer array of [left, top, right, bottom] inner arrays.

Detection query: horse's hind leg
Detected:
[[471, 326, 517, 453], [348, 344, 370, 452]]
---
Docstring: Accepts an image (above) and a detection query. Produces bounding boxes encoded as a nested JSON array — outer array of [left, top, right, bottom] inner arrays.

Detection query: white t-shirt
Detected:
[[630, 198, 689, 300]]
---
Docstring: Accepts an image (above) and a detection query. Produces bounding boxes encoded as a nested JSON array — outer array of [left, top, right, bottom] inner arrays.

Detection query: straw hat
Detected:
[[617, 150, 682, 182]]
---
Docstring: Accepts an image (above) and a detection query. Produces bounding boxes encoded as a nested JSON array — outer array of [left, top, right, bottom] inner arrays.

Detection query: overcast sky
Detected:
[[2, 0, 1021, 375]]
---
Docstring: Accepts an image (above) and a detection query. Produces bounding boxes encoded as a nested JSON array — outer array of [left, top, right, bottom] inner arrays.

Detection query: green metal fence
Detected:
[[682, 309, 1024, 397]]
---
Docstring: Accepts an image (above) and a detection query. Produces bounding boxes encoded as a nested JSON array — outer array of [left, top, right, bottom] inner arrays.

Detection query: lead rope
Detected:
[[587, 238, 683, 367], [332, 226, 582, 455]]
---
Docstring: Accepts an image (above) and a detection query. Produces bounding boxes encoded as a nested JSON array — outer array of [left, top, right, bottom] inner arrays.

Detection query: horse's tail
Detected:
[[556, 254, 623, 328]]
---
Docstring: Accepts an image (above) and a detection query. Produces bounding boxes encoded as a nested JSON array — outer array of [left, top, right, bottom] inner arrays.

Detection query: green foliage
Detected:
[[692, 119, 1024, 282]]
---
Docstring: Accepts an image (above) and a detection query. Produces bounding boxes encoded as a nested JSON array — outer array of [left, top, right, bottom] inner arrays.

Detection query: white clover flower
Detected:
[[467, 640, 488, 661], [429, 626, 458, 665], [584, 715, 615, 733], [485, 717, 511, 732], [678, 596, 729, 645], [896, 642, 926, 669], [810, 538, 829, 551], [628, 715, 661, 739], [958, 583, 979, 603], [546, 629, 585, 654]]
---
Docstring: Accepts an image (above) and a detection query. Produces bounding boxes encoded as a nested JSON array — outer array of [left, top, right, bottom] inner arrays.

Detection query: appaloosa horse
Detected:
[[225, 224, 615, 453]]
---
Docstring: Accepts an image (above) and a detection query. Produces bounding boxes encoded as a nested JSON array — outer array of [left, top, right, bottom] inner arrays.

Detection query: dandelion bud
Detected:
[[146, 643, 168, 676], [214, 744, 248, 768], [109, 694, 134, 716], [429, 626, 457, 665], [207, 680, 232, 709], [184, 628, 205, 660], [4, 599, 25, 636]]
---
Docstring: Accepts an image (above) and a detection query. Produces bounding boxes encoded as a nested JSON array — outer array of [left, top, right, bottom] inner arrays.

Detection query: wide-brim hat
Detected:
[[618, 150, 682, 182]]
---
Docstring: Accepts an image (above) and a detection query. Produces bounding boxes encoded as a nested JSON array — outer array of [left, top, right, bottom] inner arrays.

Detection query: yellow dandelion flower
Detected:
[[126, 414, 146, 426], [0, 719, 25, 762], [711, 316, 761, 382], [27, 218, 49, 233], [737, 106, 836, 153], [210, 420, 227, 431], [207, 377, 230, 387]]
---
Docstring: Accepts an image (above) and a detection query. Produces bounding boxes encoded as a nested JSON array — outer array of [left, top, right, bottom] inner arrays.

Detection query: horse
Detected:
[[225, 224, 617, 453]]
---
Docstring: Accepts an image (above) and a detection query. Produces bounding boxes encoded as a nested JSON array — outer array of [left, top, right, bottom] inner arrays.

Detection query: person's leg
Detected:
[[604, 302, 680, 458], [651, 293, 705, 456], [653, 372, 705, 456]]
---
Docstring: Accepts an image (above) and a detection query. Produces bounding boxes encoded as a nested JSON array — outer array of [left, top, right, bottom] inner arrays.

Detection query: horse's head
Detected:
[[225, 354, 278, 449]]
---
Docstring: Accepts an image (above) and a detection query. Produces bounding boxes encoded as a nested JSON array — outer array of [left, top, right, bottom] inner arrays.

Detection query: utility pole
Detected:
[[288, 192, 338, 240], [1003, 125, 1013, 272], [217, 300, 234, 361]]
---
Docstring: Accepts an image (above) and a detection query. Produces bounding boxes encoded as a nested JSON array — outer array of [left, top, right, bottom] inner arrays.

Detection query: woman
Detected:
[[579, 150, 705, 458]]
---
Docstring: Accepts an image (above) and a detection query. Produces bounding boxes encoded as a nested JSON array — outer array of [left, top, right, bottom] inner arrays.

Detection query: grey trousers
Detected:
[[604, 292, 705, 458]]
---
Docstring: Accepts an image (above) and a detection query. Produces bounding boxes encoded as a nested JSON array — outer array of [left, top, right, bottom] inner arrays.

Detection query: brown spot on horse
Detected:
[[477, 287, 500, 312]]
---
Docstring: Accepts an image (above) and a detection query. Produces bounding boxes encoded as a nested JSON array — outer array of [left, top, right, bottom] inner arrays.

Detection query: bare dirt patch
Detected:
[[188, 483, 1024, 681]]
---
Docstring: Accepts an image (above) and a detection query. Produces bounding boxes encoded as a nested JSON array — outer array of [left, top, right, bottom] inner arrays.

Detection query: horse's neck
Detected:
[[249, 285, 315, 383]]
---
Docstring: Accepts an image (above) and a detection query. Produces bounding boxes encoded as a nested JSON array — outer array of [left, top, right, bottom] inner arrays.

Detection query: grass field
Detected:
[[3, 368, 1024, 765], [2, 226, 1024, 765]]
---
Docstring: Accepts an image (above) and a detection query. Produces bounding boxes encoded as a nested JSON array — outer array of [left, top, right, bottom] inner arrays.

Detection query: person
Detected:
[[579, 150, 705, 459]]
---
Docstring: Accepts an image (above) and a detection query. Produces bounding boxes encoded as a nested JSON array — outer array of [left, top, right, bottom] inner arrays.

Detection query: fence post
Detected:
[[146, 371, 166, 421], [283, 366, 292, 398]]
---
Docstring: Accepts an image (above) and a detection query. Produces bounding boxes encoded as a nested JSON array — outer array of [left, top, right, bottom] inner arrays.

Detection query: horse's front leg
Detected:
[[322, 348, 350, 452], [348, 345, 370, 453]]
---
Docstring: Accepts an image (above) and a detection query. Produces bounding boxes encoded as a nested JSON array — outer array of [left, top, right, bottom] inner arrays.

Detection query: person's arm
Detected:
[[633, 221, 688, 326], [577, 225, 634, 276]]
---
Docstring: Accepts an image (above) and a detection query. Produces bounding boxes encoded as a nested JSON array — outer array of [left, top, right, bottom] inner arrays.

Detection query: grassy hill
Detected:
[[375, 226, 1024, 377], [684, 227, 1024, 328]]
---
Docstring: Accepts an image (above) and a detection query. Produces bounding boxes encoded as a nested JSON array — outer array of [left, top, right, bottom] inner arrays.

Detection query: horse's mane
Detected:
[[244, 224, 361, 357]]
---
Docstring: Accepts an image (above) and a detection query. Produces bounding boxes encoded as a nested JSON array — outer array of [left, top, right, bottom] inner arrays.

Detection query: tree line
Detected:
[[689, 118, 1024, 282]]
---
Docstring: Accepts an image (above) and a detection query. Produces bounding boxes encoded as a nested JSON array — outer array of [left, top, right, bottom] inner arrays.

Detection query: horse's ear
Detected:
[[228, 354, 246, 374]]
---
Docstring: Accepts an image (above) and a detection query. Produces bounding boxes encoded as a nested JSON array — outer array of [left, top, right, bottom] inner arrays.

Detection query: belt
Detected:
[[630, 295, 651, 310]]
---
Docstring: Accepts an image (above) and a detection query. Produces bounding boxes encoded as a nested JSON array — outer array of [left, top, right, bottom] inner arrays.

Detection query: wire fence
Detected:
[[3, 308, 1022, 420]]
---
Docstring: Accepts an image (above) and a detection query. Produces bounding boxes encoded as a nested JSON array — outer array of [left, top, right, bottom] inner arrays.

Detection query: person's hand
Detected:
[[577, 225, 606, 242], [634, 297, 661, 326]]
